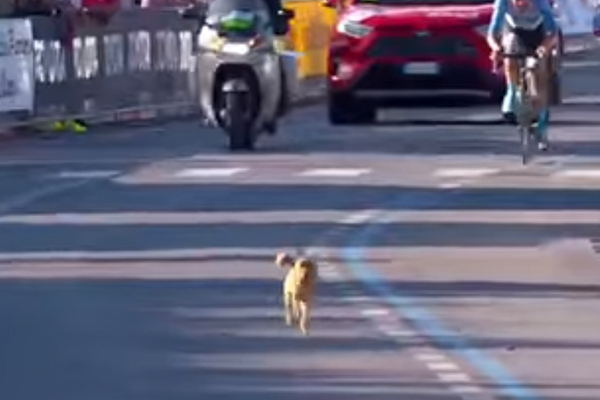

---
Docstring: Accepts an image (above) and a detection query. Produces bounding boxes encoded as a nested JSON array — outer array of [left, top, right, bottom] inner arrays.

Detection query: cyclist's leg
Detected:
[[500, 29, 523, 119], [533, 54, 550, 135], [525, 24, 551, 143]]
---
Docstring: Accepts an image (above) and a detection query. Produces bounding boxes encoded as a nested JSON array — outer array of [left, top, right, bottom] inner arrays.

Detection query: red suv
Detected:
[[322, 0, 562, 125]]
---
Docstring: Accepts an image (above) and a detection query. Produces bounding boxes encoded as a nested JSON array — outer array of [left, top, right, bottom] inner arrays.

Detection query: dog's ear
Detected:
[[275, 252, 294, 267]]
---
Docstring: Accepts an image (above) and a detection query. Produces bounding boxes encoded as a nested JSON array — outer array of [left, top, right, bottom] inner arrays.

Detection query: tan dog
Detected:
[[275, 252, 318, 335]]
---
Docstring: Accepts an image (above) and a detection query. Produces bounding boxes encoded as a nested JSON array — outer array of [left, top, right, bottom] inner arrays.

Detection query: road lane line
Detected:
[[433, 168, 498, 178], [174, 167, 248, 177], [426, 362, 461, 371], [437, 372, 472, 383], [298, 168, 371, 177], [415, 353, 447, 362]]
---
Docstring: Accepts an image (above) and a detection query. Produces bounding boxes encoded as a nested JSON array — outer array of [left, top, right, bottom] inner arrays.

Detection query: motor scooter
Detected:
[[182, 0, 297, 151]]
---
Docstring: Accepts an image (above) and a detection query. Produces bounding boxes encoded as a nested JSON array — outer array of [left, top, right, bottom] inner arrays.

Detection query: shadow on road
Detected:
[[0, 277, 454, 400]]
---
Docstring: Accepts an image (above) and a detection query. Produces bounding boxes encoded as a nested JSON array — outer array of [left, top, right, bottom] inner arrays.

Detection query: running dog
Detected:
[[275, 252, 318, 335]]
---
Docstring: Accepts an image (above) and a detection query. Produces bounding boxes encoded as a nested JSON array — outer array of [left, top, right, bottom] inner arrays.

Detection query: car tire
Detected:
[[328, 93, 376, 125]]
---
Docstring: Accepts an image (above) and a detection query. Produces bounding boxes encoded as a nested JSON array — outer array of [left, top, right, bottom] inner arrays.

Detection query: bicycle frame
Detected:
[[504, 53, 541, 164], [513, 54, 539, 129]]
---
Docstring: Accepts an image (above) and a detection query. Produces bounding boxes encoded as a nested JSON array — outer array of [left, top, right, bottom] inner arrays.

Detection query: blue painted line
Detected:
[[343, 219, 542, 400]]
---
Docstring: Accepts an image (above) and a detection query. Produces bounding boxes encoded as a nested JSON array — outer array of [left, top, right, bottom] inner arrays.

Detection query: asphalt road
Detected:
[[2, 49, 600, 400]]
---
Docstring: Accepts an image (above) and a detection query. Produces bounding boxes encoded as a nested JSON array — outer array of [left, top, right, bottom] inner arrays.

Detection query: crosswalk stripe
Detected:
[[433, 168, 498, 178], [552, 169, 600, 178], [174, 168, 248, 178], [298, 168, 371, 177]]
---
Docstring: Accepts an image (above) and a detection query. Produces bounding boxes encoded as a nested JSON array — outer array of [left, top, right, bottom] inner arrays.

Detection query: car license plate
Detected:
[[403, 62, 440, 75]]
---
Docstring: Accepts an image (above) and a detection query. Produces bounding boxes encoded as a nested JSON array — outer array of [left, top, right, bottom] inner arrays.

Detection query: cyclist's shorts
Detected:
[[502, 23, 545, 55]]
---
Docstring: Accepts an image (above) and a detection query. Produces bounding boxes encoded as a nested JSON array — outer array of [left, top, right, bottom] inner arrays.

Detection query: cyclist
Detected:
[[487, 0, 559, 150]]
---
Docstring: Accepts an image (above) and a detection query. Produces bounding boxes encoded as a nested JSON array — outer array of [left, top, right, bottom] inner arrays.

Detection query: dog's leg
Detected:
[[298, 301, 311, 335], [284, 292, 294, 326]]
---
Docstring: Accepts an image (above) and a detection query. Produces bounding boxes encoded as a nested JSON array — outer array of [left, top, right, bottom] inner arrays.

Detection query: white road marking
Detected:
[[385, 329, 417, 337], [298, 168, 371, 177], [55, 170, 120, 179], [437, 372, 471, 383], [174, 167, 248, 178], [343, 296, 372, 303], [415, 353, 447, 362], [0, 249, 271, 262], [360, 308, 389, 317], [449, 385, 482, 394], [433, 168, 498, 178], [338, 210, 377, 224], [425, 362, 460, 371], [438, 182, 464, 189], [553, 169, 600, 178]]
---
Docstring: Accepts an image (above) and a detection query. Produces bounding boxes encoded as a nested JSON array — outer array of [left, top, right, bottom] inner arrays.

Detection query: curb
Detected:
[[0, 78, 328, 143]]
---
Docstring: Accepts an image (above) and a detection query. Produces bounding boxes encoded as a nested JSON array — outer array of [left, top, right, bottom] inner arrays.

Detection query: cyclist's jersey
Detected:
[[488, 0, 558, 36]]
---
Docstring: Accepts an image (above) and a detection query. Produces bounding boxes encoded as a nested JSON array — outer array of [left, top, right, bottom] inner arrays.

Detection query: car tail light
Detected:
[[337, 62, 354, 79], [331, 59, 354, 80]]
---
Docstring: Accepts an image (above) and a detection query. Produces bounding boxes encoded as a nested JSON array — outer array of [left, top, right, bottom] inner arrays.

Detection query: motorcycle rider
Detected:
[[487, 0, 558, 150]]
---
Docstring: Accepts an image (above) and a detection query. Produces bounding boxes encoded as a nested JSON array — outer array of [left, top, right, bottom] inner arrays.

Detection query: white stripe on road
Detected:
[[0, 249, 268, 261], [449, 385, 483, 394], [360, 308, 390, 317], [6, 210, 600, 225], [385, 329, 417, 337], [174, 167, 248, 178], [343, 296, 373, 303], [438, 182, 464, 189], [552, 169, 600, 178], [425, 362, 460, 371], [415, 353, 447, 362], [298, 168, 371, 177], [338, 210, 378, 224], [433, 168, 498, 178], [54, 170, 121, 179], [437, 372, 472, 383]]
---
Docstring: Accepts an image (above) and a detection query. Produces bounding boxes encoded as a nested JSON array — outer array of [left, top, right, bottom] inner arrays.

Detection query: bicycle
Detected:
[[503, 52, 544, 165]]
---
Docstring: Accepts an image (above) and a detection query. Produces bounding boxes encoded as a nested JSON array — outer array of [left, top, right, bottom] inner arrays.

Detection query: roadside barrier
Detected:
[[1, 0, 598, 136], [0, 6, 332, 134]]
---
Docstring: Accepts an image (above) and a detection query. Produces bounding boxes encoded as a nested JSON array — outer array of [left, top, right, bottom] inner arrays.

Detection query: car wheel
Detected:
[[328, 93, 376, 125]]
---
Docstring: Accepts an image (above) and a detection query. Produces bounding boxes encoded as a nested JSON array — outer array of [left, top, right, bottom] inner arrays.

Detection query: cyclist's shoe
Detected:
[[537, 136, 549, 151]]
